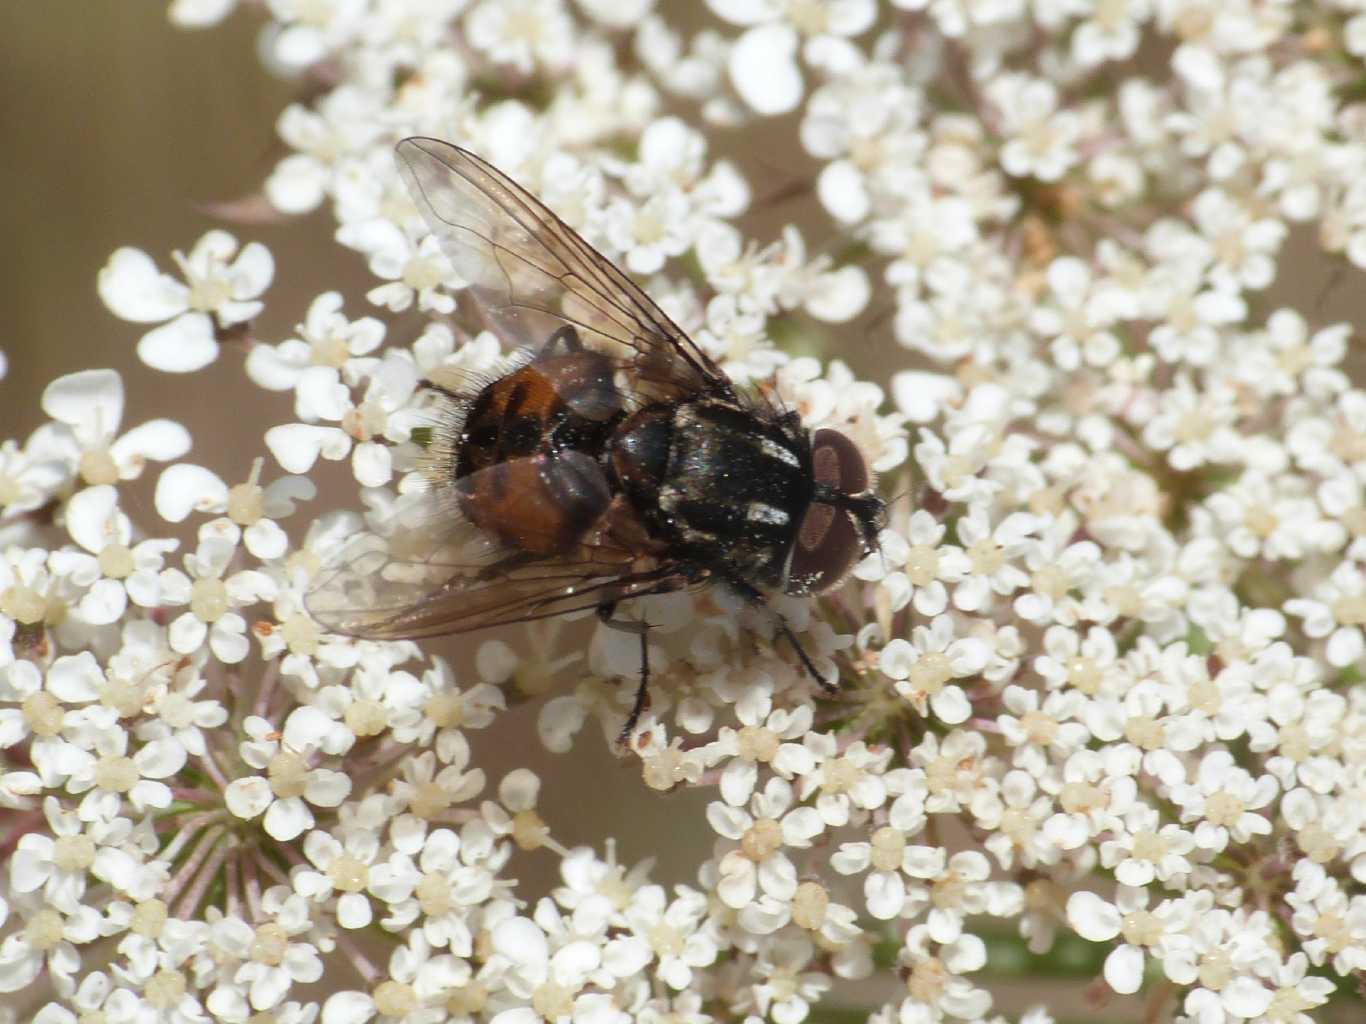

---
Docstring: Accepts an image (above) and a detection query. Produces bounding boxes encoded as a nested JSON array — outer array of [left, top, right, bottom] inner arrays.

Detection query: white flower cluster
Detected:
[[4, 1, 1366, 1023]]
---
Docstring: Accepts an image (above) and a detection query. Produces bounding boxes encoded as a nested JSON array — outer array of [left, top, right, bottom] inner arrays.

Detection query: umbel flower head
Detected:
[[3, 3, 1366, 1024]]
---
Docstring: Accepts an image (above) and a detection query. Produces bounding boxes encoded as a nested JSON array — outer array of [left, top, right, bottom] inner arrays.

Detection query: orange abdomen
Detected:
[[455, 350, 622, 554]]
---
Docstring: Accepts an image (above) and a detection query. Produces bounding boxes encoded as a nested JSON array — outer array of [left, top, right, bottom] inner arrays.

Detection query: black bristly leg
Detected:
[[597, 600, 652, 743], [725, 576, 839, 695], [775, 616, 838, 695]]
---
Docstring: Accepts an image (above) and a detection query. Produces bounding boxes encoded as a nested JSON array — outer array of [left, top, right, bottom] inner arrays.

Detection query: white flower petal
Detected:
[[704, 0, 781, 26], [930, 687, 971, 724], [351, 442, 391, 488], [283, 705, 332, 750], [42, 368, 124, 433], [264, 796, 312, 841], [1103, 943, 1145, 995], [135, 738, 188, 778], [817, 161, 869, 224], [296, 366, 350, 422], [304, 770, 352, 808], [79, 579, 128, 625], [493, 918, 548, 971], [210, 623, 250, 664], [265, 424, 351, 474], [111, 420, 192, 465], [266, 154, 327, 215], [244, 519, 288, 560], [1066, 891, 1121, 941], [1325, 626, 1363, 667], [168, 612, 208, 654], [729, 24, 803, 116], [137, 313, 219, 372], [155, 464, 228, 523], [225, 777, 273, 819], [1222, 975, 1273, 1017], [336, 891, 372, 930], [227, 242, 274, 300], [65, 485, 120, 555], [168, 0, 236, 28], [46, 652, 104, 702], [97, 248, 189, 322], [865, 871, 905, 920], [320, 991, 374, 1024], [805, 266, 870, 322]]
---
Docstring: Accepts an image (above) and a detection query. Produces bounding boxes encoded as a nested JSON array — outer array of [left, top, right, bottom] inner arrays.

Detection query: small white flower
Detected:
[[1067, 886, 1192, 995], [855, 514, 970, 617], [604, 190, 694, 275], [466, 0, 575, 73], [708, 682, 815, 807], [263, 0, 368, 70], [246, 290, 385, 395], [293, 826, 387, 930], [707, 776, 822, 911], [0, 897, 104, 996], [1099, 803, 1197, 888], [98, 231, 273, 373], [41, 369, 190, 487], [1141, 375, 1242, 471], [61, 719, 186, 822], [160, 522, 276, 664], [953, 507, 1040, 612], [619, 884, 716, 990], [989, 73, 1083, 182], [711, 0, 876, 116], [1190, 187, 1286, 292], [895, 923, 992, 1022], [1284, 560, 1366, 668], [266, 91, 385, 214], [1029, 256, 1133, 371], [267, 350, 419, 487], [878, 616, 987, 724], [54, 485, 178, 624], [209, 890, 324, 1011], [1170, 750, 1277, 853], [155, 459, 313, 560], [224, 709, 351, 841]]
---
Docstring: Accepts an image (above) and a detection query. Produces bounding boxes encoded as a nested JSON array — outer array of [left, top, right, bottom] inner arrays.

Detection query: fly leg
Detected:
[[597, 600, 652, 743], [725, 577, 839, 695], [596, 569, 702, 742]]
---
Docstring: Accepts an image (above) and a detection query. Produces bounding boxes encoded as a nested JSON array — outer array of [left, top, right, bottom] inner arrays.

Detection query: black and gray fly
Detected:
[[308, 137, 887, 740]]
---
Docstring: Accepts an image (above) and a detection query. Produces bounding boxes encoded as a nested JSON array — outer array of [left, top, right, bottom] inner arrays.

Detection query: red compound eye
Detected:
[[786, 429, 871, 595]]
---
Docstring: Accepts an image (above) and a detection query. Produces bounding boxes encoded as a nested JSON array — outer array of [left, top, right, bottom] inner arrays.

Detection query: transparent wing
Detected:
[[308, 539, 680, 640], [396, 136, 731, 403], [306, 462, 680, 641]]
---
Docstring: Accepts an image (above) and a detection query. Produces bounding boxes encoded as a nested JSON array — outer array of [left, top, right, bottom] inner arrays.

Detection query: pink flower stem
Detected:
[[334, 930, 382, 984], [158, 813, 216, 859], [172, 787, 220, 804], [176, 830, 232, 919], [165, 824, 228, 910], [243, 854, 264, 919], [253, 656, 281, 720], [225, 850, 242, 919], [258, 849, 296, 885], [197, 740, 233, 792]]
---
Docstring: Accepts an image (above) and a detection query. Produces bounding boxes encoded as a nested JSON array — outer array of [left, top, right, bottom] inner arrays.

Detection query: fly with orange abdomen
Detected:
[[308, 138, 886, 741]]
